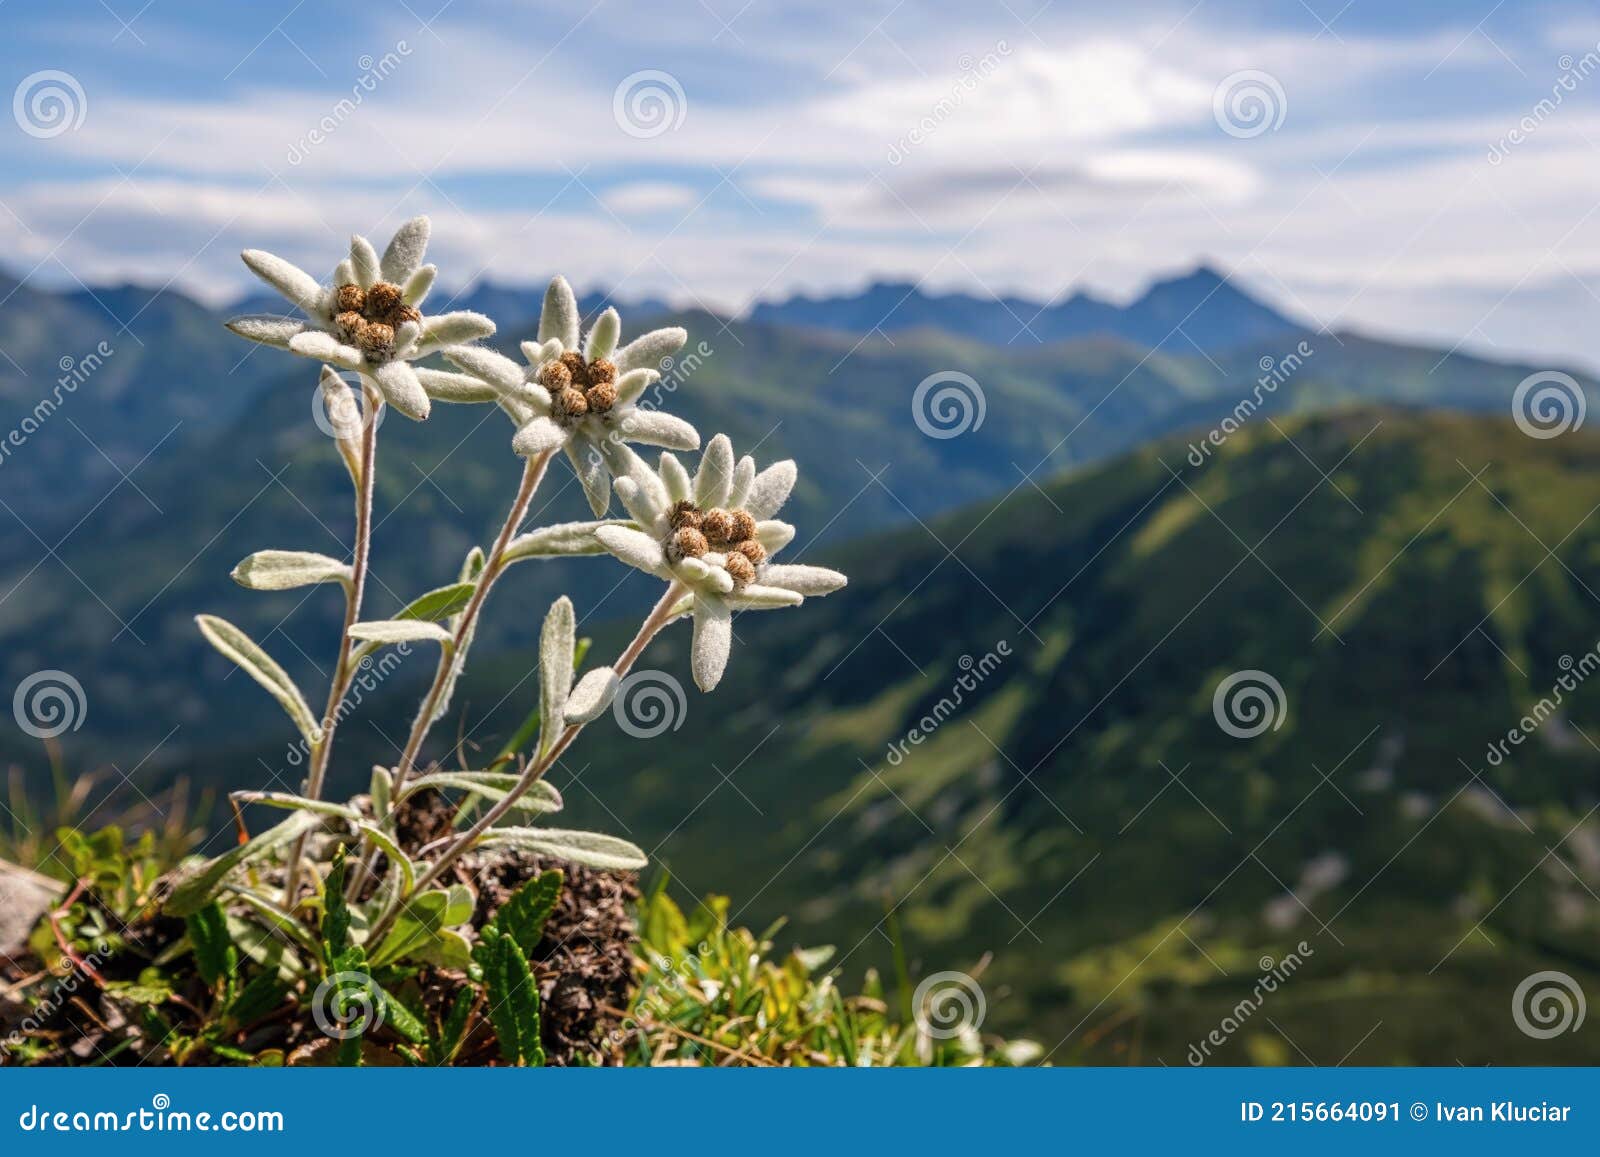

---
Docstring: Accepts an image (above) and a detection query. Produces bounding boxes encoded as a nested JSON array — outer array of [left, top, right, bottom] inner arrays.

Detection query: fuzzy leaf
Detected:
[[504, 520, 629, 563], [564, 666, 619, 724], [399, 772, 563, 816], [349, 234, 381, 288], [240, 249, 322, 315], [370, 766, 392, 822], [613, 326, 687, 375], [492, 869, 563, 955], [401, 581, 476, 622], [353, 823, 414, 894], [163, 812, 321, 917], [348, 619, 454, 646], [230, 791, 362, 821], [195, 615, 321, 744], [403, 263, 437, 306], [421, 311, 496, 347], [232, 550, 352, 592], [478, 827, 648, 871], [473, 927, 544, 1066], [416, 368, 499, 404], [539, 276, 580, 351], [539, 597, 576, 754]]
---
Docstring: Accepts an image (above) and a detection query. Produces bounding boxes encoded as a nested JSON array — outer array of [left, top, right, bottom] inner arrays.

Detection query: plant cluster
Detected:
[[24, 217, 845, 1064]]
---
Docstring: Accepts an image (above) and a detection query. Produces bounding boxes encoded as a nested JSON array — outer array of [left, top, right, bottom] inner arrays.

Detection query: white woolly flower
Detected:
[[224, 216, 495, 421], [595, 434, 847, 691], [419, 275, 697, 516]]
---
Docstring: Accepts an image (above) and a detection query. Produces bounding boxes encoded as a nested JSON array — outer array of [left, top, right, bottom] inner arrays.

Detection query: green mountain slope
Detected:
[[442, 407, 1600, 1065]]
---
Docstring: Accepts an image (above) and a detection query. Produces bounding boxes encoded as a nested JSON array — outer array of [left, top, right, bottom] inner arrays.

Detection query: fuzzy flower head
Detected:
[[224, 216, 495, 421], [424, 275, 698, 516], [596, 435, 847, 690]]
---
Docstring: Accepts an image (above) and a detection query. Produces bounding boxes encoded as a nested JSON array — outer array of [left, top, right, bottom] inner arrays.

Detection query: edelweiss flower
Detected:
[[596, 435, 847, 691], [224, 216, 495, 420], [423, 276, 697, 516]]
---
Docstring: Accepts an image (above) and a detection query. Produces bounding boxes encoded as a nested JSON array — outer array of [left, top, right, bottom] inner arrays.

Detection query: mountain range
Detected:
[[3, 259, 1599, 1063]]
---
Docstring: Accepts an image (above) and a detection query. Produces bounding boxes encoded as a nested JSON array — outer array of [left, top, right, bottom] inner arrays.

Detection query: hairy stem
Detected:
[[368, 581, 685, 942], [282, 388, 381, 908], [347, 449, 555, 901], [390, 449, 555, 798]]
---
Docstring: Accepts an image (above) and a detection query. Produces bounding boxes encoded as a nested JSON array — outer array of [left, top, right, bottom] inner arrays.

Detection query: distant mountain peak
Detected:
[[749, 263, 1299, 354]]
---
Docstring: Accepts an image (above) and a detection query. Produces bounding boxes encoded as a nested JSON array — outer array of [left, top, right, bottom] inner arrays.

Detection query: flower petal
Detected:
[[373, 360, 430, 420], [403, 263, 437, 306], [539, 275, 580, 350], [691, 594, 733, 691], [241, 250, 323, 315], [415, 368, 499, 404], [761, 564, 847, 596], [521, 337, 564, 369], [443, 345, 525, 392], [584, 307, 621, 362], [568, 437, 612, 517], [605, 443, 665, 524], [728, 584, 805, 610], [755, 520, 795, 553], [225, 315, 307, 348], [743, 460, 797, 519], [595, 524, 667, 575], [420, 311, 496, 348], [289, 330, 362, 370], [727, 455, 756, 509], [614, 367, 658, 408], [613, 326, 687, 375], [619, 409, 699, 451], [694, 434, 734, 508], [380, 216, 430, 284], [349, 234, 381, 288], [512, 416, 569, 456], [659, 452, 692, 503]]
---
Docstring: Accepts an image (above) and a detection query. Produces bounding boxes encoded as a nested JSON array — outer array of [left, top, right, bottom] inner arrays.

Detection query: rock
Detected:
[[0, 860, 63, 961]]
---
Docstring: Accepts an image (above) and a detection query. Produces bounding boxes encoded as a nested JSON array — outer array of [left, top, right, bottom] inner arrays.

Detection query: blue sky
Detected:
[[2, 0, 1599, 366]]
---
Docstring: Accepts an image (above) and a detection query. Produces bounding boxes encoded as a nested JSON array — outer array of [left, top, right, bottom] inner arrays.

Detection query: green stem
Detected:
[[282, 385, 381, 908]]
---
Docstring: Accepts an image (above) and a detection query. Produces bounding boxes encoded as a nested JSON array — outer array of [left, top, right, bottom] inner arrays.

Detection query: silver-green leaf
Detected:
[[195, 615, 321, 745]]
